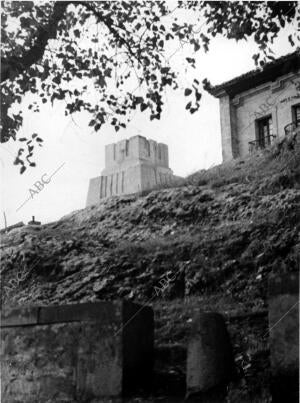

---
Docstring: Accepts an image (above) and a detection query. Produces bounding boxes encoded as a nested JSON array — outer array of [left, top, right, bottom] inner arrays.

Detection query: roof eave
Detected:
[[207, 51, 300, 99]]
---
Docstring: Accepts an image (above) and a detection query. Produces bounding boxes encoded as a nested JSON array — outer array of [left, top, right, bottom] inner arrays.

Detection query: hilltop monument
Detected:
[[86, 135, 178, 206]]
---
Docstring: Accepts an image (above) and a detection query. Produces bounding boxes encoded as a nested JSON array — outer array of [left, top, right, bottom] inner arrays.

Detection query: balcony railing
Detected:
[[248, 135, 276, 154], [284, 122, 300, 136]]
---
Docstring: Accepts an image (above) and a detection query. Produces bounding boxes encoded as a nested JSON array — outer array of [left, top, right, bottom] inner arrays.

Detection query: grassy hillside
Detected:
[[1, 132, 299, 401]]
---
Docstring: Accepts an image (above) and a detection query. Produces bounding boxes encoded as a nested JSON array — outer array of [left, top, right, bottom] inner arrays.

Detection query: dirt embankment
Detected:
[[1, 133, 299, 401]]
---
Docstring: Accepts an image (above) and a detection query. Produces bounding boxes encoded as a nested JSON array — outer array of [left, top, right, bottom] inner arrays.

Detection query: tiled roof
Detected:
[[207, 50, 300, 98]]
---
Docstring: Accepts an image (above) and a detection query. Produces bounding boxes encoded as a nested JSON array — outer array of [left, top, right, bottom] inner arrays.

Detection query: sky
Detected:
[[0, 11, 296, 228]]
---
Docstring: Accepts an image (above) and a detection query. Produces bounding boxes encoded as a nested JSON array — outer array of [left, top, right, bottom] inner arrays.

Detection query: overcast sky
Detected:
[[0, 18, 295, 228]]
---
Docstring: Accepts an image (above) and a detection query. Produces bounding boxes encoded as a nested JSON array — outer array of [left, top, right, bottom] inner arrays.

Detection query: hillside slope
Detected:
[[1, 133, 300, 401]]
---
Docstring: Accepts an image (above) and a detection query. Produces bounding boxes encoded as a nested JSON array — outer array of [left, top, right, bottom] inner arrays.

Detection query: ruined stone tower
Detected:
[[86, 135, 176, 206]]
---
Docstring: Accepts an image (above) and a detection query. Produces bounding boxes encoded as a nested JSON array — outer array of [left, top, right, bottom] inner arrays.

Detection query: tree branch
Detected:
[[1, 1, 141, 84], [76, 1, 140, 63], [1, 1, 70, 83]]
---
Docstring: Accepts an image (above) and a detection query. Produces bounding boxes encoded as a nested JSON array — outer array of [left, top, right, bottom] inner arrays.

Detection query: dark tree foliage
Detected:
[[1, 1, 299, 172]]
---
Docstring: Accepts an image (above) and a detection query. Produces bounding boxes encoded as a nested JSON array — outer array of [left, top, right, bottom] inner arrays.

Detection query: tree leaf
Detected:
[[141, 103, 148, 112], [195, 91, 202, 102]]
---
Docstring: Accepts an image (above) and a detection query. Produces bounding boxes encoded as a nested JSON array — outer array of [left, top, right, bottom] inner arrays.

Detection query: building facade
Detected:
[[208, 51, 300, 162], [86, 135, 176, 206]]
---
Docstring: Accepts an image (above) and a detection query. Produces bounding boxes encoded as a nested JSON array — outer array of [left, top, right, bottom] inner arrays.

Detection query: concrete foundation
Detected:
[[86, 135, 177, 206], [1, 301, 154, 402]]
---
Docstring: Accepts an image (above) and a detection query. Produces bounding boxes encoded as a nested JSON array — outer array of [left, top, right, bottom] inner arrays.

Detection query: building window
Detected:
[[125, 140, 129, 156], [256, 115, 273, 148], [292, 104, 300, 127], [113, 144, 116, 160]]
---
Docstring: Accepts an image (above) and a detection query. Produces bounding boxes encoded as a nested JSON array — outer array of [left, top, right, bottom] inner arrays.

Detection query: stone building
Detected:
[[86, 135, 177, 206], [208, 51, 300, 162]]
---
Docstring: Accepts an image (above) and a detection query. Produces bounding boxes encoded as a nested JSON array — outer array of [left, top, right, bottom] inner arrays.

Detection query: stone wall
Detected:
[[218, 71, 300, 161], [2, 292, 298, 402], [1, 301, 153, 402]]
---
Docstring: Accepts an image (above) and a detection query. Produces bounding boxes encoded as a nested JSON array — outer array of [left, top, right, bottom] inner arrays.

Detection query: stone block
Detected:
[[268, 272, 299, 403], [186, 312, 234, 401], [1, 301, 153, 403]]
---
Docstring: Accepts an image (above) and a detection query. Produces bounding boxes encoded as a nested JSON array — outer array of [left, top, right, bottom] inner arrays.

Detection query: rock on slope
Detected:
[[1, 133, 299, 401]]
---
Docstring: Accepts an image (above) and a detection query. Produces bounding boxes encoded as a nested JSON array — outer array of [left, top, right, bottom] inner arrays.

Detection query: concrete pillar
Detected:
[[121, 171, 125, 193], [129, 136, 143, 160], [111, 174, 115, 195], [118, 139, 127, 162], [268, 272, 299, 403], [115, 172, 119, 194], [86, 176, 102, 206], [129, 136, 137, 158], [229, 101, 239, 158], [149, 140, 157, 164], [104, 175, 107, 197], [1, 301, 154, 402], [125, 139, 130, 157], [99, 176, 103, 198], [163, 144, 169, 167], [107, 174, 111, 196], [144, 138, 151, 159], [157, 144, 163, 164], [219, 94, 239, 161], [100, 177, 104, 199], [186, 312, 235, 401], [109, 174, 113, 196], [105, 144, 115, 168], [158, 143, 165, 166]]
